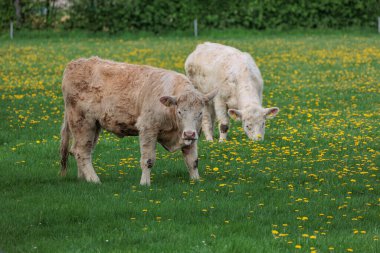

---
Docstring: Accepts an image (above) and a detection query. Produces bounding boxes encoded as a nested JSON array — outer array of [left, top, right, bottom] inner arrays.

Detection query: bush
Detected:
[[1, 0, 379, 33], [0, 0, 14, 31], [65, 0, 380, 33]]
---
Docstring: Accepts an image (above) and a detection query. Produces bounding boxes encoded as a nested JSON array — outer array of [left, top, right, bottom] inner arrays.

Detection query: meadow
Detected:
[[0, 30, 379, 253]]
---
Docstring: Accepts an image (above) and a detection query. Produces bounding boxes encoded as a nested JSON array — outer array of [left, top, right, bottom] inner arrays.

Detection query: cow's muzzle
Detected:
[[183, 130, 196, 139], [182, 130, 198, 145], [250, 134, 264, 141]]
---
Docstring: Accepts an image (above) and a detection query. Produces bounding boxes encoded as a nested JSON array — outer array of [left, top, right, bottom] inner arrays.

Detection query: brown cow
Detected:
[[60, 57, 217, 186]]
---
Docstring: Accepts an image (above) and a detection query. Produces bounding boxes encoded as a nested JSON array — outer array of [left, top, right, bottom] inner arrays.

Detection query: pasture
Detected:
[[0, 30, 379, 252]]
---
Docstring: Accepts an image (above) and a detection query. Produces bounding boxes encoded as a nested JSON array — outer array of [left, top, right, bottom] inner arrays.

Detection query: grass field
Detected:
[[0, 30, 379, 253]]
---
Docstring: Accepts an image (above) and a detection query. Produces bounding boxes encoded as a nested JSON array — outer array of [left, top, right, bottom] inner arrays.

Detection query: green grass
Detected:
[[0, 30, 379, 252]]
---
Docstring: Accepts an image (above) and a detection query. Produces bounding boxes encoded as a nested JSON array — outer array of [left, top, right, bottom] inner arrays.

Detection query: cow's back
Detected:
[[63, 56, 170, 110], [62, 57, 193, 138], [185, 42, 263, 96], [63, 57, 150, 96]]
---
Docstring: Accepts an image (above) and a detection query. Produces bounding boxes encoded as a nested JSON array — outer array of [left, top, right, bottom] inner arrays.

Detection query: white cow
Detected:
[[185, 42, 279, 141]]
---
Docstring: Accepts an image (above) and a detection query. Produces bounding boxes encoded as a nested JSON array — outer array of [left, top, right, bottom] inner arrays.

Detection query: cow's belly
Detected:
[[98, 112, 139, 137]]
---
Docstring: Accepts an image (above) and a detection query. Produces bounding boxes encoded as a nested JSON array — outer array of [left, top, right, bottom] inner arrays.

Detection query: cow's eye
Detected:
[[199, 112, 203, 117], [178, 110, 182, 115]]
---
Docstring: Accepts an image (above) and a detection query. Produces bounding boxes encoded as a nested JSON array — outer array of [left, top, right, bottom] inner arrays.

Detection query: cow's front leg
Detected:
[[202, 103, 215, 141], [139, 131, 157, 186], [182, 142, 200, 180], [214, 98, 230, 142]]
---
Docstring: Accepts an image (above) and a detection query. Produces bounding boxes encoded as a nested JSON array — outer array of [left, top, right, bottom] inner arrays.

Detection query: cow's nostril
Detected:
[[184, 131, 196, 138]]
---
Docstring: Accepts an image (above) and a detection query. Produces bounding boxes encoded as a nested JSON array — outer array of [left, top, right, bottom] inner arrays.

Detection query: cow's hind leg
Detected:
[[92, 121, 101, 153], [68, 110, 100, 183], [182, 142, 200, 180], [72, 121, 100, 158], [214, 98, 230, 142]]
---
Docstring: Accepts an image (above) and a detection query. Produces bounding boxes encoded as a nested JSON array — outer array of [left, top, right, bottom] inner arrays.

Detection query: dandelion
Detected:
[[14, 94, 24, 99]]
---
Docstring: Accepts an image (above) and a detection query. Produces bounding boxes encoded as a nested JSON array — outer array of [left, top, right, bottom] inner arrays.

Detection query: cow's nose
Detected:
[[184, 131, 196, 139], [253, 134, 263, 141]]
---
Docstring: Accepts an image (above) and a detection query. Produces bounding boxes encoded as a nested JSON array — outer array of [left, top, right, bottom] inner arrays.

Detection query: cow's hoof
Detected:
[[140, 181, 151, 186], [140, 177, 151, 186], [218, 139, 227, 143], [205, 138, 214, 142], [191, 176, 200, 181], [190, 172, 200, 181], [84, 174, 101, 184]]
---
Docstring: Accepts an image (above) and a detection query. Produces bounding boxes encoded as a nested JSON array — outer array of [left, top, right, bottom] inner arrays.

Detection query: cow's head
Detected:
[[160, 90, 217, 145], [228, 105, 279, 141]]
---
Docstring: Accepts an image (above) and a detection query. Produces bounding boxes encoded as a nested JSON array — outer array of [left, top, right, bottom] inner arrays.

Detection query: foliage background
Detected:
[[1, 0, 379, 33]]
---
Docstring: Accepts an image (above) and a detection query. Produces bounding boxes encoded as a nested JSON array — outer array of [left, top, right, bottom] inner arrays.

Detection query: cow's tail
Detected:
[[60, 112, 70, 177]]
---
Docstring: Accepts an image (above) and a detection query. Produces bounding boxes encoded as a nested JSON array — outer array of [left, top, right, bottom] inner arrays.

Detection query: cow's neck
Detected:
[[237, 81, 262, 110]]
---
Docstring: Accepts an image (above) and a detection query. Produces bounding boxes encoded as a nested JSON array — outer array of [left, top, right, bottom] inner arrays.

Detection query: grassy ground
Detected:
[[0, 30, 379, 253]]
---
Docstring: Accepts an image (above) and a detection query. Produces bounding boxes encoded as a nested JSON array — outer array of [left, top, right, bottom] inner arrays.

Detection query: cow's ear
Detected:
[[264, 107, 279, 119], [204, 89, 218, 102], [160, 96, 177, 107], [228, 109, 242, 121]]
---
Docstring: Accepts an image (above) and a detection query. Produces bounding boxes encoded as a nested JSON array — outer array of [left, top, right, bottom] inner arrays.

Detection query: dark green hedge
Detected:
[[0, 0, 14, 30], [1, 0, 379, 33]]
